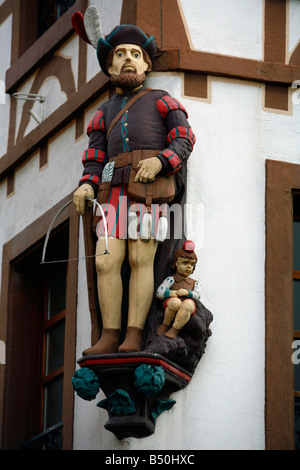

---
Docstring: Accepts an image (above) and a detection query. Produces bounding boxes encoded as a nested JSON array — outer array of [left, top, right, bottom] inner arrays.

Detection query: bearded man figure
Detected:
[[73, 24, 196, 355]]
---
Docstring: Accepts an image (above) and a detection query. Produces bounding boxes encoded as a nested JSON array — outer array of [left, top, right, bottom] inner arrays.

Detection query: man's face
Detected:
[[108, 44, 149, 76]]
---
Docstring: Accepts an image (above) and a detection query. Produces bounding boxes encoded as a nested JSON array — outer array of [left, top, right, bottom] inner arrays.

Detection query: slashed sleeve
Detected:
[[79, 109, 108, 193], [156, 94, 196, 176]]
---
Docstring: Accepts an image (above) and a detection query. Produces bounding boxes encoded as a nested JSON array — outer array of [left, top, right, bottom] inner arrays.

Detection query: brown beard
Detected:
[[110, 72, 146, 91]]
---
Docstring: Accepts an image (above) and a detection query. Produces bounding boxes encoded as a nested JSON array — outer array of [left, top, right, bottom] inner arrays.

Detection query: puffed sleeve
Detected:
[[156, 94, 196, 176], [188, 281, 201, 303], [156, 276, 175, 300], [79, 108, 108, 193]]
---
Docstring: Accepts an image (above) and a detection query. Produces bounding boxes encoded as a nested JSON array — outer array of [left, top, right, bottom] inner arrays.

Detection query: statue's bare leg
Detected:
[[82, 237, 126, 355], [157, 297, 182, 335], [164, 299, 195, 339], [118, 237, 158, 352]]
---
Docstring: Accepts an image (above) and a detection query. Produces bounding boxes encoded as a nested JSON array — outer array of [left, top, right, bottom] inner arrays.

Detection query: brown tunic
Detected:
[[171, 274, 196, 291]]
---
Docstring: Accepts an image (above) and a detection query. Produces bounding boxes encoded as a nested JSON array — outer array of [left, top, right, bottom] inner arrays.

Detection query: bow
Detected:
[[40, 198, 109, 264]]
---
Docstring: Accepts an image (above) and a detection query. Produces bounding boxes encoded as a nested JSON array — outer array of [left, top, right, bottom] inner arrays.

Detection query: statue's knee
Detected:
[[128, 239, 157, 270], [95, 239, 125, 275], [129, 249, 148, 270], [168, 297, 182, 311], [181, 299, 195, 314], [95, 255, 110, 275], [95, 251, 120, 275], [129, 253, 141, 270]]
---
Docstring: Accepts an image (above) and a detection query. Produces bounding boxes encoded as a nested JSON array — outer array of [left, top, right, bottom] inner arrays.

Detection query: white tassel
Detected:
[[128, 210, 138, 240], [84, 6, 104, 49], [141, 212, 152, 240], [156, 216, 168, 242], [156, 204, 168, 242]]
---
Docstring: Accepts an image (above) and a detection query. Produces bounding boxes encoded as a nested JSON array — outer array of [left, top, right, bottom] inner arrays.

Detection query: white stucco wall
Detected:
[[180, 0, 263, 60]]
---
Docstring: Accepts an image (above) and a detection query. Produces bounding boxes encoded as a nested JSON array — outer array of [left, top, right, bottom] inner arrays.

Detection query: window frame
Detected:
[[6, 0, 87, 93], [265, 159, 300, 449], [0, 193, 79, 449], [41, 262, 67, 433], [293, 193, 300, 451], [293, 193, 300, 348]]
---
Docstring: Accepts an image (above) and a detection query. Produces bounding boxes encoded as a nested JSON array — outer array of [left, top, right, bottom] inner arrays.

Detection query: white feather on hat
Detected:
[[83, 6, 104, 49]]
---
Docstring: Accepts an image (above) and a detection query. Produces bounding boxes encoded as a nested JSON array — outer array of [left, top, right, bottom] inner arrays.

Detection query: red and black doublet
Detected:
[[79, 86, 196, 192]]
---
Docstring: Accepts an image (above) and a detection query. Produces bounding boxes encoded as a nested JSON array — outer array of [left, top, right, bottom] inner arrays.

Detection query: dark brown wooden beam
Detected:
[[154, 49, 300, 86], [0, 72, 110, 181]]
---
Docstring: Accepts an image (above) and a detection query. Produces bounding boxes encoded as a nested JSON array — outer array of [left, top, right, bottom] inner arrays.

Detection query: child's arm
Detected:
[[187, 281, 201, 303], [156, 276, 175, 300]]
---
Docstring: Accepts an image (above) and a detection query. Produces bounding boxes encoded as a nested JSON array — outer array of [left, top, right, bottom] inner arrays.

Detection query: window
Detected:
[[6, 1, 85, 93], [293, 192, 300, 450], [7, 225, 68, 450], [38, 0, 76, 37], [42, 263, 67, 436], [0, 198, 78, 450], [265, 160, 300, 450], [18, 0, 76, 57]]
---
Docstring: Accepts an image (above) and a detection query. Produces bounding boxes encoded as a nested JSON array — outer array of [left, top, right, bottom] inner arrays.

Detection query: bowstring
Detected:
[[40, 198, 109, 265], [40, 252, 109, 264]]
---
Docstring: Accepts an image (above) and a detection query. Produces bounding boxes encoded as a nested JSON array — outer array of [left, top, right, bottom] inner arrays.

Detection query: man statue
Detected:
[[73, 22, 195, 355]]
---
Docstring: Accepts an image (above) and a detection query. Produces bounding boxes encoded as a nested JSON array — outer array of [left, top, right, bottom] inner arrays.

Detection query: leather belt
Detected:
[[109, 149, 161, 169]]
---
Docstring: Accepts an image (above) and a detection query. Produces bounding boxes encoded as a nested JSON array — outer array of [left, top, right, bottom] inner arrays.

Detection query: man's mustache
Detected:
[[121, 62, 137, 73]]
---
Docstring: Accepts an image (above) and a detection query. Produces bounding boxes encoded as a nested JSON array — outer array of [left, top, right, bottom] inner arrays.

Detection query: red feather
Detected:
[[71, 12, 91, 44]]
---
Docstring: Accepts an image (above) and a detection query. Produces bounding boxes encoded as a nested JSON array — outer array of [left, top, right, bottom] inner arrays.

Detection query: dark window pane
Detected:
[[293, 221, 300, 270], [294, 280, 300, 331], [295, 397, 300, 450], [38, 0, 76, 37], [46, 321, 65, 375], [48, 265, 66, 318], [295, 360, 300, 393], [44, 375, 63, 429]]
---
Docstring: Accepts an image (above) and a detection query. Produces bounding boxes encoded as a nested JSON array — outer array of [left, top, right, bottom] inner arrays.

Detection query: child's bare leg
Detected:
[[157, 297, 182, 335], [164, 299, 195, 339]]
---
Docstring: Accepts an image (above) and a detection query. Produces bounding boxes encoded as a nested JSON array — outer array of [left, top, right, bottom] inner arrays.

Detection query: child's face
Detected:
[[175, 257, 196, 278]]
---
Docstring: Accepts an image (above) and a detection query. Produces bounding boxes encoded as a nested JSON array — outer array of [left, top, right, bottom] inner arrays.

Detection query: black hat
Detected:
[[97, 25, 157, 76]]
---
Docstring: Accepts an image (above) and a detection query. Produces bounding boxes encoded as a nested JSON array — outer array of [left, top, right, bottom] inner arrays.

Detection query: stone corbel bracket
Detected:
[[75, 352, 192, 439]]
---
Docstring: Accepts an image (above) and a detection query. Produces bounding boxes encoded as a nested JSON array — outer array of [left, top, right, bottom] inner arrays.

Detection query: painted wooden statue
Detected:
[[156, 240, 201, 339], [72, 7, 196, 355], [71, 7, 213, 438]]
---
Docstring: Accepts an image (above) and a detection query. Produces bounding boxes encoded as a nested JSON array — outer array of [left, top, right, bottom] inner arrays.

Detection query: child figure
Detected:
[[156, 240, 201, 339]]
